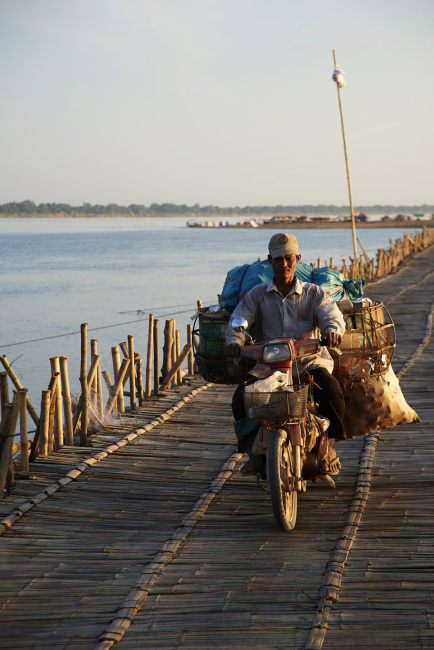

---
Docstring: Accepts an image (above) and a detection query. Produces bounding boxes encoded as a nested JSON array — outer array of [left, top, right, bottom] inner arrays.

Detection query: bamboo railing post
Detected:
[[39, 390, 52, 457], [0, 355, 39, 427], [59, 356, 74, 446], [136, 357, 144, 406], [317, 256, 322, 269], [119, 341, 129, 359], [162, 319, 173, 387], [105, 358, 130, 415], [72, 355, 101, 435], [0, 372, 10, 420], [19, 388, 29, 472], [50, 358, 63, 449], [187, 324, 194, 376], [128, 334, 136, 410], [0, 393, 19, 498], [111, 346, 124, 413], [171, 320, 177, 387], [153, 318, 160, 396], [80, 323, 89, 446], [48, 372, 61, 452], [90, 339, 99, 413], [176, 329, 182, 384], [160, 344, 192, 391], [146, 314, 154, 398]]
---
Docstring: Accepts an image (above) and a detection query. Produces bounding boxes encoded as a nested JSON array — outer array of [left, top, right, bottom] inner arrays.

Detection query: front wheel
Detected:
[[267, 429, 297, 531]]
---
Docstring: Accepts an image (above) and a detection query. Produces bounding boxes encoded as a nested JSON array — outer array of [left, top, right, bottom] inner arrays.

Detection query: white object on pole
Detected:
[[332, 64, 346, 88]]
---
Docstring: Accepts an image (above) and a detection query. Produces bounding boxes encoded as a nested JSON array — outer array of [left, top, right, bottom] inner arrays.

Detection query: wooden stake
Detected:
[[176, 329, 182, 384], [153, 318, 160, 396], [39, 390, 52, 457], [0, 394, 19, 498], [59, 356, 74, 446], [80, 323, 88, 446], [50, 358, 63, 448], [162, 319, 173, 385], [90, 340, 99, 413], [146, 314, 154, 398], [106, 358, 130, 415], [72, 354, 101, 437], [111, 346, 124, 413], [187, 324, 194, 376], [160, 344, 192, 391], [128, 335, 136, 410], [0, 355, 39, 426], [136, 357, 144, 406], [0, 372, 10, 420], [19, 388, 29, 472]]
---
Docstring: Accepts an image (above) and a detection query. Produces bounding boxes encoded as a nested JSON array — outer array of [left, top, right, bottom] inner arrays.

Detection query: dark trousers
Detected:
[[231, 367, 346, 441]]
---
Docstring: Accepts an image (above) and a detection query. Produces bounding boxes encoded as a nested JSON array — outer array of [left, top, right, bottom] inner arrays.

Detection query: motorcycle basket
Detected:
[[332, 300, 396, 382], [243, 385, 309, 422]]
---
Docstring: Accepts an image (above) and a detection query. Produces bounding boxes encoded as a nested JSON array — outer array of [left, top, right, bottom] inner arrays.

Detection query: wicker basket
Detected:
[[243, 385, 309, 421], [332, 300, 396, 381]]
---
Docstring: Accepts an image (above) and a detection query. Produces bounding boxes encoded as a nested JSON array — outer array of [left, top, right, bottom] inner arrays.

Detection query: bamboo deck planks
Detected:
[[0, 245, 433, 649]]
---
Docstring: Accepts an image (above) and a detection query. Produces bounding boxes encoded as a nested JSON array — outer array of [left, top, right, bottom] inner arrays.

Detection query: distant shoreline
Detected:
[[225, 220, 431, 229]]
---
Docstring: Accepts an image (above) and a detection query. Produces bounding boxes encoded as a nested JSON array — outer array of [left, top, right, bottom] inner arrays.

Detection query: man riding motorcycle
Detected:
[[224, 232, 347, 477]]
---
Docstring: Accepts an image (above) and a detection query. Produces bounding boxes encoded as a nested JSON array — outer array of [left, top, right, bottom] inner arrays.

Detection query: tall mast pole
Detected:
[[333, 49, 358, 260]]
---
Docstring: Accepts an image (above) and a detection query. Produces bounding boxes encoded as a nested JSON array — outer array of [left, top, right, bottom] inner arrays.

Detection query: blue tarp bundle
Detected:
[[220, 259, 365, 312]]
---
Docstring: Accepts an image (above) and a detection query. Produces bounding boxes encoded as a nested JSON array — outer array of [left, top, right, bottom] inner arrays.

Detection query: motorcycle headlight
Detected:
[[263, 342, 292, 363]]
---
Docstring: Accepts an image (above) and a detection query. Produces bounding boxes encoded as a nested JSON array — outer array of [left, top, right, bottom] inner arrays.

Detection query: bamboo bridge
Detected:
[[0, 243, 434, 649]]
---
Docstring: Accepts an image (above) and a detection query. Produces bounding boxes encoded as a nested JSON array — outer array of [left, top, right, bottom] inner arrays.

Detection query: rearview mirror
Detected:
[[232, 317, 249, 332]]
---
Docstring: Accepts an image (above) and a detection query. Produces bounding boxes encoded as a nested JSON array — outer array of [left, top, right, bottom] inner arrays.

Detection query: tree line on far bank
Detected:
[[1, 200, 433, 218]]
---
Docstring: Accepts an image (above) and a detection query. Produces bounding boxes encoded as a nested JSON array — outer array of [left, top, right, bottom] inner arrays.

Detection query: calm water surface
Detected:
[[0, 217, 423, 421]]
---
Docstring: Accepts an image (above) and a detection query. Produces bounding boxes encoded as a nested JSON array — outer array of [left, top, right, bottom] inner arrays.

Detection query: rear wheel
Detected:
[[267, 429, 297, 531]]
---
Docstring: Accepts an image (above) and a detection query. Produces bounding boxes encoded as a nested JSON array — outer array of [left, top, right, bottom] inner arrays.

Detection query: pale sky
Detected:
[[1, 0, 433, 207]]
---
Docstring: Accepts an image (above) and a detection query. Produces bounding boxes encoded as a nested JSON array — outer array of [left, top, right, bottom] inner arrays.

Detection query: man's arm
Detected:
[[314, 288, 345, 348], [224, 288, 259, 357]]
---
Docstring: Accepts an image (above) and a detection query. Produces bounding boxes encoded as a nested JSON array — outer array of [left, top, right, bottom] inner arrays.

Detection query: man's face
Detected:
[[268, 253, 301, 285]]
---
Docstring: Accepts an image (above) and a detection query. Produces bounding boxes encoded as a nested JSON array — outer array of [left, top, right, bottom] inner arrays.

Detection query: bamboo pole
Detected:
[[19, 388, 29, 472], [128, 334, 136, 410], [153, 318, 160, 396], [176, 328, 182, 384], [119, 341, 129, 359], [171, 320, 177, 387], [105, 358, 130, 415], [0, 372, 10, 419], [50, 358, 63, 448], [111, 346, 124, 413], [90, 339, 99, 413], [80, 323, 89, 446], [333, 49, 358, 260], [187, 324, 194, 375], [162, 319, 173, 386], [0, 355, 39, 426], [160, 344, 192, 391], [72, 354, 101, 436], [0, 394, 19, 498], [39, 390, 52, 457], [48, 372, 61, 453], [59, 356, 74, 446], [136, 357, 144, 406], [146, 314, 154, 398]]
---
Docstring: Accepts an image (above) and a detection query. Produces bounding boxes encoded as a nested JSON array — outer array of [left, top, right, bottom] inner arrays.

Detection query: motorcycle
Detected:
[[232, 317, 341, 532]]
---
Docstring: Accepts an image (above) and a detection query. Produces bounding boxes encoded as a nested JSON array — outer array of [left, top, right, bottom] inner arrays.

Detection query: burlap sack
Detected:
[[342, 365, 420, 438]]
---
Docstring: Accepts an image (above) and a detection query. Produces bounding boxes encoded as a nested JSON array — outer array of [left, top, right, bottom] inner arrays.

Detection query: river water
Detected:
[[0, 217, 423, 418]]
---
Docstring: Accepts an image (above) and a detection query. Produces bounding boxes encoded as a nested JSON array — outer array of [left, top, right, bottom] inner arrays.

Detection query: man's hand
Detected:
[[224, 342, 241, 358], [324, 331, 342, 349]]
